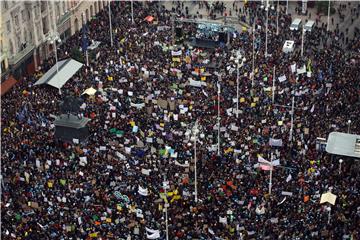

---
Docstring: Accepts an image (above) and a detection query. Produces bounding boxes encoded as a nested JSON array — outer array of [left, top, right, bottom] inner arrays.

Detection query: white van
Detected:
[[290, 18, 302, 31], [304, 20, 315, 32]]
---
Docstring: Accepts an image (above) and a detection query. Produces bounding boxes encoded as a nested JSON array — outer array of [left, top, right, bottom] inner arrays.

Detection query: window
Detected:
[[34, 6, 39, 18], [1, 61, 6, 73], [16, 34, 21, 51], [41, 1, 46, 12], [9, 40, 14, 55], [37, 25, 41, 40], [14, 15, 19, 26], [6, 21, 11, 32], [56, 3, 60, 19], [4, 1, 8, 10], [21, 10, 26, 22]]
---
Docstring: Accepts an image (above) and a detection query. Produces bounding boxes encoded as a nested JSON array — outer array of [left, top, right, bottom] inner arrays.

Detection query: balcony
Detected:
[[57, 10, 71, 26], [8, 43, 35, 66]]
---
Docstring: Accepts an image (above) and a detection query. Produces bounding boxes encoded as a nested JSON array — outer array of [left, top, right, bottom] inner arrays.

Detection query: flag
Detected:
[[307, 59, 312, 72], [81, 23, 89, 53], [286, 174, 292, 182], [310, 104, 315, 113], [145, 227, 160, 239]]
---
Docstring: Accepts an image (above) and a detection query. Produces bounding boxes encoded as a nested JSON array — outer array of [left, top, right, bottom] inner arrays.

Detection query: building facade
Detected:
[[1, 0, 106, 82]]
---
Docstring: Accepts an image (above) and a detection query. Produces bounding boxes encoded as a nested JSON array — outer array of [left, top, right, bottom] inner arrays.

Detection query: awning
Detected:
[[34, 58, 83, 89], [326, 132, 360, 159], [1, 75, 17, 96]]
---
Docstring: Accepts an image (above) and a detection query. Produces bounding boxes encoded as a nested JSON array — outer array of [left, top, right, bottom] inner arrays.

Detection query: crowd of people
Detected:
[[2, 1, 360, 239]]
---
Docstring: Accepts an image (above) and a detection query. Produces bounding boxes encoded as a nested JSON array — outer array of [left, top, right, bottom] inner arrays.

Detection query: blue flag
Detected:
[[82, 24, 89, 53]]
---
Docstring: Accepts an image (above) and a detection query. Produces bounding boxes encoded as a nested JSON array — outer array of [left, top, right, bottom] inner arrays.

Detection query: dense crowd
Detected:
[[2, 1, 360, 239]]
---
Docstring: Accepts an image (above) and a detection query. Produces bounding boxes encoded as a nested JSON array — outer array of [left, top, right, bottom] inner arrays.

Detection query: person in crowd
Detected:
[[1, 1, 359, 239]]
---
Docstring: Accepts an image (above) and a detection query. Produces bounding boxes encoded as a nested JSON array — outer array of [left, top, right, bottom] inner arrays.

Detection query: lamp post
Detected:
[[81, 13, 89, 66], [236, 56, 246, 118], [301, 27, 305, 57], [162, 176, 169, 240], [347, 120, 351, 133], [192, 120, 200, 203], [47, 33, 61, 73], [276, 0, 279, 35], [269, 152, 274, 195], [327, 0, 331, 31], [326, 206, 331, 224], [217, 77, 221, 156], [252, 21, 255, 88], [272, 66, 276, 103], [131, 0, 134, 24], [289, 94, 295, 143], [108, 0, 113, 47], [265, 3, 269, 58], [286, 0, 289, 14], [339, 159, 343, 174]]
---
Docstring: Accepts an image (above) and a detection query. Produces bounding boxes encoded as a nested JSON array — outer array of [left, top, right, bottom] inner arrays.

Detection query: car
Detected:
[[290, 18, 302, 31], [304, 20, 315, 32]]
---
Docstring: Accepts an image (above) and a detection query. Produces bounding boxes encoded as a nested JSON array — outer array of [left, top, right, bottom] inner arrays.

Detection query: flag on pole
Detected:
[[82, 23, 89, 53]]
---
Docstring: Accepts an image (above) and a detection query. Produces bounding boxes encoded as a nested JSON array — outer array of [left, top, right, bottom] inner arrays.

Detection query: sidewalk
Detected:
[[162, 1, 359, 40]]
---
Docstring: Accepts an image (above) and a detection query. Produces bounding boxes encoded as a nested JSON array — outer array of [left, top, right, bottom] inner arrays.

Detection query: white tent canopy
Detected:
[[326, 132, 360, 159], [34, 58, 83, 89]]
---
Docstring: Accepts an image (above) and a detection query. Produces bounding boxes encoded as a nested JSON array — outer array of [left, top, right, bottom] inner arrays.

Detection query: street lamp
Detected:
[[289, 90, 296, 143], [327, 0, 331, 31], [269, 152, 274, 195], [191, 120, 200, 203], [252, 21, 255, 89], [108, 0, 113, 47], [235, 55, 246, 118], [216, 75, 221, 156], [276, 0, 279, 35], [265, 5, 269, 58], [347, 120, 351, 133], [326, 206, 331, 224], [301, 27, 304, 57], [339, 159, 343, 174], [81, 13, 89, 66], [47, 33, 61, 73], [162, 176, 169, 240], [272, 65, 276, 103], [131, 0, 134, 24]]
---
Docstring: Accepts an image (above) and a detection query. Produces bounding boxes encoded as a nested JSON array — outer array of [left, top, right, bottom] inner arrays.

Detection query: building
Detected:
[[0, 0, 106, 85]]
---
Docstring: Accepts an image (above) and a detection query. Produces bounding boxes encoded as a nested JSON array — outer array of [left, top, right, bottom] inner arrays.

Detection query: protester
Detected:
[[1, 1, 359, 239]]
